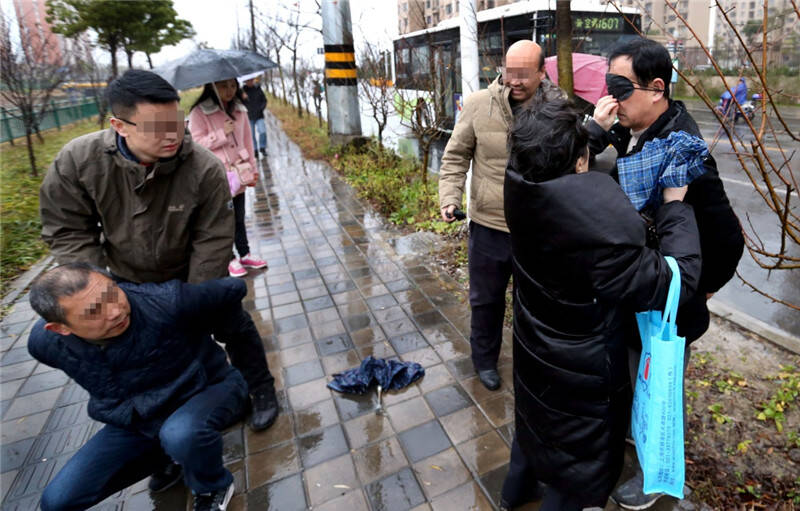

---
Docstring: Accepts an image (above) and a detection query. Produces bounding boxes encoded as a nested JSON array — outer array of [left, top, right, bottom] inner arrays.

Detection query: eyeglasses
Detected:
[[114, 111, 185, 135], [605, 73, 664, 101]]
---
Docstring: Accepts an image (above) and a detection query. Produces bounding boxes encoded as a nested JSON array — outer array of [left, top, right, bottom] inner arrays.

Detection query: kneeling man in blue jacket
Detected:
[[28, 262, 248, 511]]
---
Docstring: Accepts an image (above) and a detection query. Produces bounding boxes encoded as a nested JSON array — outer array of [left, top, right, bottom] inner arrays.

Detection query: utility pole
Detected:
[[459, 0, 479, 101], [321, 0, 362, 145], [249, 0, 256, 51]]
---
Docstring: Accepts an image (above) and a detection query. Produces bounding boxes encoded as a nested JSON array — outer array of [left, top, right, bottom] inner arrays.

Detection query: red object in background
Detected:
[[544, 52, 609, 105]]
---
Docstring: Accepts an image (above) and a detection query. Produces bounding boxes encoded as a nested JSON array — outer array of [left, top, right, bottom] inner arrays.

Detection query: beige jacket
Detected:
[[438, 75, 563, 232]]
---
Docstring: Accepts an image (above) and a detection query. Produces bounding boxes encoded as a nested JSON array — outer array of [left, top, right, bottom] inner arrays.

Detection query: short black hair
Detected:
[[509, 98, 589, 183], [608, 37, 671, 98], [106, 69, 180, 119], [29, 263, 111, 324]]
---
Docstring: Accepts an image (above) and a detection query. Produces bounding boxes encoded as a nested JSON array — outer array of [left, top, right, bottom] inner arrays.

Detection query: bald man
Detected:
[[438, 40, 563, 390]]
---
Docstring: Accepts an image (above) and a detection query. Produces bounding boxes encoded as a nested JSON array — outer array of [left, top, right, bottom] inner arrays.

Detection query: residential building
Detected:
[[12, 0, 91, 67], [397, 0, 518, 34]]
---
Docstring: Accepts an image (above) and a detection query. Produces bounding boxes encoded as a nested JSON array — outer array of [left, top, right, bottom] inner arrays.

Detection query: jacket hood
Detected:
[[505, 168, 646, 251]]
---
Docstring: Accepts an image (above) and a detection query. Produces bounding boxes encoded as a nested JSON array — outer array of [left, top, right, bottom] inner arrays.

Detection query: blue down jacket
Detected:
[[28, 278, 246, 434]]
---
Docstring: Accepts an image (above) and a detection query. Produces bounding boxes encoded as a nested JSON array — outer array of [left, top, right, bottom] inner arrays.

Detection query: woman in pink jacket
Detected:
[[189, 79, 267, 277]]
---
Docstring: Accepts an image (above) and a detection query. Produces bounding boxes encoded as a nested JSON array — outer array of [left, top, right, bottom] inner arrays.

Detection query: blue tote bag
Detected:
[[631, 256, 685, 498]]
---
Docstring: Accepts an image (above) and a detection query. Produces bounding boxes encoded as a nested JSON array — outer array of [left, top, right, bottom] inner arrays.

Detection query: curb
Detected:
[[1, 256, 54, 308], [708, 298, 800, 355]]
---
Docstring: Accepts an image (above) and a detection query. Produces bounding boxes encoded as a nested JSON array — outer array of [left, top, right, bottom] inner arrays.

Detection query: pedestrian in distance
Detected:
[[586, 37, 744, 510], [188, 78, 269, 278], [438, 39, 564, 391], [242, 76, 268, 157], [28, 263, 250, 511], [39, 70, 279, 442], [500, 98, 702, 510]]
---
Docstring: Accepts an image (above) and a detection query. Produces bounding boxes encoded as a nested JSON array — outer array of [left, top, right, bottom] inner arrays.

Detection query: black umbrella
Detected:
[[153, 49, 277, 90], [327, 356, 425, 414]]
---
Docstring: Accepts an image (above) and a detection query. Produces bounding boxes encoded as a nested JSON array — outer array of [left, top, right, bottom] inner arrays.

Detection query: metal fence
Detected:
[[0, 98, 100, 143]]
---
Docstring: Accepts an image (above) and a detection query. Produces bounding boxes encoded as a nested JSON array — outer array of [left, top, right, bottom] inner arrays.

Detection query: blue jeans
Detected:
[[249, 118, 266, 152], [40, 372, 247, 511]]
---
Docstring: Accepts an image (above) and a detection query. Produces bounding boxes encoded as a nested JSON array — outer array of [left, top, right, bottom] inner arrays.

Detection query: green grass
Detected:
[[0, 117, 103, 297]]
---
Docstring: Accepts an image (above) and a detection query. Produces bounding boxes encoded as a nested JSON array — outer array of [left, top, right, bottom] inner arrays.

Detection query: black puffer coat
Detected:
[[587, 100, 744, 342], [504, 169, 702, 506]]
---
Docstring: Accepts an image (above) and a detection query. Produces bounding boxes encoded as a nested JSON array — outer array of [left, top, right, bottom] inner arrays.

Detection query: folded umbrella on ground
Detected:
[[327, 356, 425, 414]]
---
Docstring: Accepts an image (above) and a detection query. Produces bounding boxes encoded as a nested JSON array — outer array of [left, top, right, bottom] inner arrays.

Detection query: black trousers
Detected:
[[213, 303, 275, 394], [467, 221, 512, 371], [232, 192, 250, 258]]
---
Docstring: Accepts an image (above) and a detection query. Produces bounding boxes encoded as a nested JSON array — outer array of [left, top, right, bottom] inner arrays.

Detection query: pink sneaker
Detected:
[[240, 253, 268, 270], [228, 258, 247, 278]]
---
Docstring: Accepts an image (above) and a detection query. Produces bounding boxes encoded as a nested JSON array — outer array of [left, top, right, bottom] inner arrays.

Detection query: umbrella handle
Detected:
[[375, 385, 384, 415]]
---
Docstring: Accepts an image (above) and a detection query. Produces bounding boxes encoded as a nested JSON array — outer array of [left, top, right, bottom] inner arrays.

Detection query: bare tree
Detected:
[[0, 8, 68, 176], [358, 41, 394, 147], [608, 0, 799, 311], [70, 49, 110, 127], [263, 17, 289, 104], [394, 2, 452, 199]]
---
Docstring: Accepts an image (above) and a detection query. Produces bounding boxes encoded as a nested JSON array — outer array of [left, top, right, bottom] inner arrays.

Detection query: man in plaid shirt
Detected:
[[586, 37, 744, 510]]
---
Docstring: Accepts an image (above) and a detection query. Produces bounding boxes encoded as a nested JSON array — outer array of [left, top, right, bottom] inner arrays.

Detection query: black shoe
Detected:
[[477, 369, 501, 391], [148, 460, 182, 493], [249, 387, 279, 431], [259, 148, 267, 157], [193, 482, 234, 511], [500, 480, 546, 509]]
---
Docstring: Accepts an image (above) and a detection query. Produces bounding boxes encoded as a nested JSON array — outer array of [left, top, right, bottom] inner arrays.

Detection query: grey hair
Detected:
[[29, 263, 112, 323]]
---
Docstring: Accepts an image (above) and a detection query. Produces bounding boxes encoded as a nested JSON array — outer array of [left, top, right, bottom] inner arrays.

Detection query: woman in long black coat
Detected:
[[501, 99, 702, 510]]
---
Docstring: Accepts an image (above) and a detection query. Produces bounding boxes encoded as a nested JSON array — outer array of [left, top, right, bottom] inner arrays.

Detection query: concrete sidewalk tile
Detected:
[[1, 410, 50, 447], [3, 387, 62, 420]]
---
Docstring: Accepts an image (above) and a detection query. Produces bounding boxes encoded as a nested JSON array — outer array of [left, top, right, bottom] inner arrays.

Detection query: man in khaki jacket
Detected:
[[39, 71, 278, 451], [439, 40, 562, 390]]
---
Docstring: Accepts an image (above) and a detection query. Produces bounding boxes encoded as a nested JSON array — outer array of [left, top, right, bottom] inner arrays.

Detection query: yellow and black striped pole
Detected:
[[321, 0, 362, 144], [324, 44, 357, 86]]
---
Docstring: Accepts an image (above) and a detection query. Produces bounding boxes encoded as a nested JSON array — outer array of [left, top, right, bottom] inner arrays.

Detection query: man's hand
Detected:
[[663, 185, 688, 203], [441, 205, 457, 223], [223, 119, 235, 135], [593, 95, 619, 131]]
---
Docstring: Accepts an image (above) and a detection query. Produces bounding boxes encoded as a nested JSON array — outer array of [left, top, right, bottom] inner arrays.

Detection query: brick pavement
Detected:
[[0, 114, 523, 511], [0, 113, 677, 511]]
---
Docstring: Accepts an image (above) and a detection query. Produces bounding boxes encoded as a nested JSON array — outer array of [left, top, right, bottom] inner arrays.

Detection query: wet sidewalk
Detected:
[[0, 113, 520, 511]]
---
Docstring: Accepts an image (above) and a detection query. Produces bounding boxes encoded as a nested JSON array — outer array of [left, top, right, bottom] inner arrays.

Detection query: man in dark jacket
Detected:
[[587, 38, 744, 509], [28, 263, 248, 511], [242, 77, 267, 156], [39, 70, 278, 435]]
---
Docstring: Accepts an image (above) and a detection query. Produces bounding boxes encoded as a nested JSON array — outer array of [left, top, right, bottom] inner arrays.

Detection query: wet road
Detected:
[[683, 108, 799, 338]]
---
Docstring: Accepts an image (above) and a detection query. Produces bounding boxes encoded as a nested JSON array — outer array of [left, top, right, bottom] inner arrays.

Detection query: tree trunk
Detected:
[[24, 129, 37, 177], [249, 0, 257, 52], [292, 50, 302, 118], [109, 43, 119, 78], [125, 49, 134, 69], [276, 54, 287, 104], [556, 0, 574, 99], [146, 53, 154, 69]]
